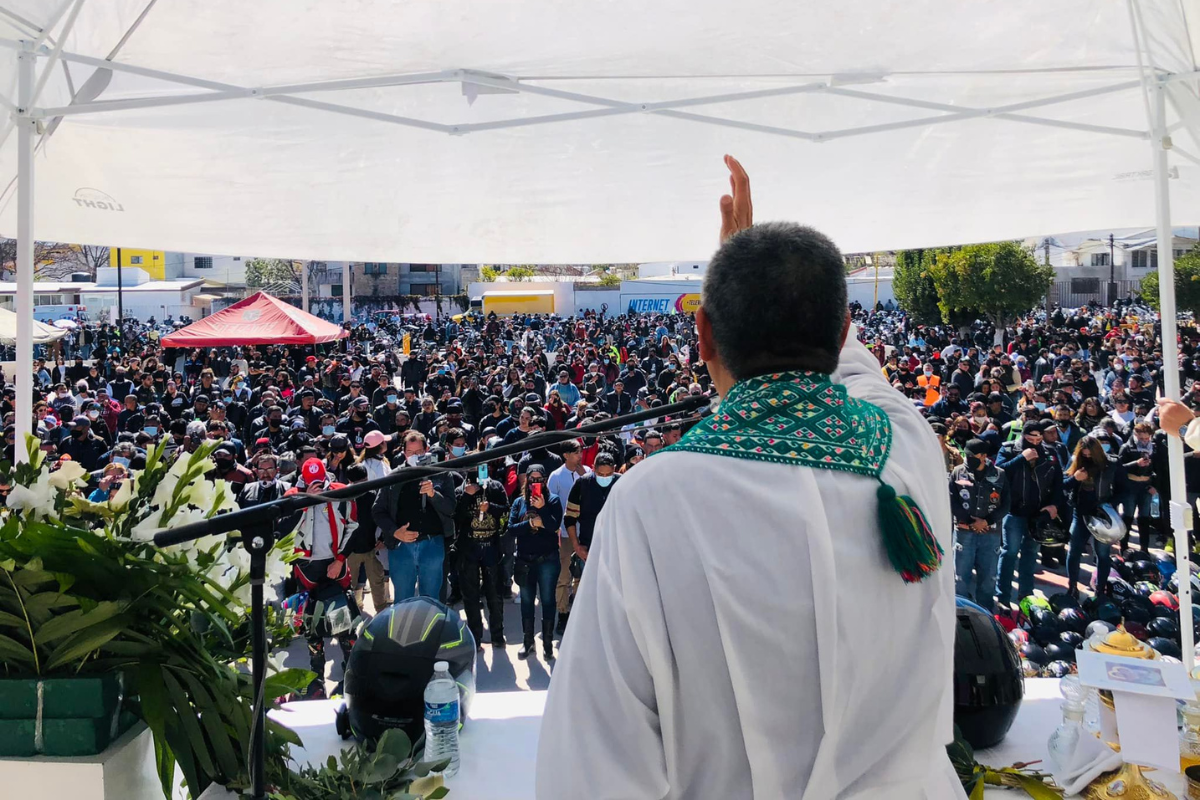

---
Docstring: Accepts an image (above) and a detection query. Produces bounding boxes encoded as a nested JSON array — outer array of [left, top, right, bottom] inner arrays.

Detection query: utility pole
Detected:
[[1108, 233, 1117, 306], [1044, 238, 1052, 317], [115, 246, 124, 344]]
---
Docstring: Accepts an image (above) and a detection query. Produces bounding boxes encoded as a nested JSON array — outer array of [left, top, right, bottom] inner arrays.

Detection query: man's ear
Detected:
[[696, 307, 717, 362], [840, 309, 852, 349]]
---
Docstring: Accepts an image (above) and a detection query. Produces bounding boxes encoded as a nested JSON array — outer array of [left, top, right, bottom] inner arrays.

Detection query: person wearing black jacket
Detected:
[[602, 380, 634, 416], [1064, 435, 1129, 598], [453, 468, 510, 649], [509, 463, 565, 661], [373, 431, 456, 601], [948, 440, 1010, 612], [1116, 422, 1158, 551], [994, 421, 1065, 611]]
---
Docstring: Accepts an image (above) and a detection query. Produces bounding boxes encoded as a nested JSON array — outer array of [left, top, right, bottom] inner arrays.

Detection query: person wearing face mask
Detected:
[[373, 387, 403, 435], [1108, 394, 1136, 440], [1064, 434, 1128, 598], [373, 431, 456, 601], [453, 439, 511, 650], [61, 415, 107, 471], [510, 463, 565, 661], [563, 452, 620, 569], [205, 442, 254, 489], [1116, 422, 1158, 552], [929, 385, 967, 419], [993, 421, 1065, 613], [947, 439, 1010, 611], [88, 462, 129, 503], [336, 396, 380, 451], [342, 443, 391, 614], [916, 362, 941, 407], [288, 389, 322, 435], [1051, 404, 1083, 453]]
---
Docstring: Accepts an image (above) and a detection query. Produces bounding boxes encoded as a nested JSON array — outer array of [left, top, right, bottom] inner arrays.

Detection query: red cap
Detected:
[[301, 457, 327, 485], [306, 355, 317, 362]]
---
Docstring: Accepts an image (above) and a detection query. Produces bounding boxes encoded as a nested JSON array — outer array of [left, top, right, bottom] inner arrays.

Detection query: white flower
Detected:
[[129, 510, 166, 542], [232, 580, 252, 608], [168, 455, 192, 478], [152, 474, 179, 508], [7, 474, 54, 519], [225, 544, 253, 576], [267, 650, 289, 675], [47, 460, 87, 491], [188, 479, 215, 513], [265, 552, 291, 585]]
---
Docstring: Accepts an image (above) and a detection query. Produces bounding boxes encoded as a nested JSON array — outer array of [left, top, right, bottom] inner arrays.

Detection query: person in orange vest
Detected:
[[916, 362, 941, 407]]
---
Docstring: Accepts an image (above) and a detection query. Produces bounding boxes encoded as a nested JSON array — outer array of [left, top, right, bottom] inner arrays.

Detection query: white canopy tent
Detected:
[[0, 306, 63, 344], [0, 0, 1195, 664]]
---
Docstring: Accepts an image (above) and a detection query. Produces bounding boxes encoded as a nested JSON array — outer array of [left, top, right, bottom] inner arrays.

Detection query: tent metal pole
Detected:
[[342, 261, 351, 325], [28, 0, 83, 109], [301, 260, 309, 313], [1151, 81, 1193, 671], [14, 40, 34, 462]]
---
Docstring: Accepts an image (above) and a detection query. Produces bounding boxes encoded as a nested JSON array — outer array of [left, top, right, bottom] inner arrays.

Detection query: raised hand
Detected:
[[719, 155, 753, 243]]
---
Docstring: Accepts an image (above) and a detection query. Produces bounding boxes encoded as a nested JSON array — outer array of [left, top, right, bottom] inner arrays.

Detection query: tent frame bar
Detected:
[[0, 36, 1158, 142], [13, 38, 32, 459]]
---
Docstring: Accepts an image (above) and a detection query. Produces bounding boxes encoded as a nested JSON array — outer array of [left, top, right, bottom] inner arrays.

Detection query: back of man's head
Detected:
[[702, 222, 847, 378]]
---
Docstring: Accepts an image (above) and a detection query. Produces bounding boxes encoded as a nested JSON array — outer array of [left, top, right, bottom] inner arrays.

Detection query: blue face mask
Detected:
[[114, 456, 130, 468], [450, 445, 467, 457], [143, 426, 158, 437], [322, 425, 335, 436], [595, 474, 614, 488], [1034, 402, 1047, 411], [1101, 443, 1112, 454], [387, 395, 398, 404]]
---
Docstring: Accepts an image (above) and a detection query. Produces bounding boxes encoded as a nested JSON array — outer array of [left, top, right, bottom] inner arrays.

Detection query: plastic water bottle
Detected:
[[423, 661, 460, 777]]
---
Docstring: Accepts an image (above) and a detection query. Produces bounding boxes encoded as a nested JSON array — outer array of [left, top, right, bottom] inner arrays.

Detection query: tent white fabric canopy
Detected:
[[0, 306, 64, 344], [0, 1, 1195, 672]]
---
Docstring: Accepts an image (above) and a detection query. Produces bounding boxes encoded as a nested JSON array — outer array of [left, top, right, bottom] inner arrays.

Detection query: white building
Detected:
[[180, 253, 247, 287], [0, 268, 205, 322]]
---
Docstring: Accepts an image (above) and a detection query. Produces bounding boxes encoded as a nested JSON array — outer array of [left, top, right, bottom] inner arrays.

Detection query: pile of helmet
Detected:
[[1009, 552, 1192, 679]]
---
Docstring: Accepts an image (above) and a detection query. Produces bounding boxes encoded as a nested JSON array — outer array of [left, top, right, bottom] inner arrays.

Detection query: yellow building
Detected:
[[110, 248, 166, 280]]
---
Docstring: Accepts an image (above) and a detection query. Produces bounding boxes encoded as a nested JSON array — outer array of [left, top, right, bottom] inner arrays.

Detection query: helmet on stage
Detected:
[[1152, 551, 1177, 583], [1043, 642, 1076, 664], [1030, 517, 1069, 547], [1107, 577, 1136, 603], [1058, 630, 1085, 652], [1041, 661, 1074, 679], [953, 604, 1024, 749], [1167, 572, 1200, 597], [1110, 553, 1135, 583], [1085, 620, 1117, 639], [1028, 607, 1061, 646], [1150, 590, 1180, 612], [339, 597, 476, 744], [1018, 594, 1051, 622], [1083, 504, 1126, 545], [1020, 642, 1049, 666], [1133, 580, 1160, 598], [1008, 629, 1029, 648]]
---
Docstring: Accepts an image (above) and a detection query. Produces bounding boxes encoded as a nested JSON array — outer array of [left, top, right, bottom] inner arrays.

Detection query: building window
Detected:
[[363, 262, 388, 275], [233, 257, 241, 262], [1132, 250, 1158, 269], [130, 255, 143, 265], [1090, 253, 1110, 267], [1070, 277, 1101, 294], [1176, 249, 1185, 259], [412, 283, 440, 296], [408, 264, 436, 273], [331, 284, 343, 297], [193, 257, 213, 269]]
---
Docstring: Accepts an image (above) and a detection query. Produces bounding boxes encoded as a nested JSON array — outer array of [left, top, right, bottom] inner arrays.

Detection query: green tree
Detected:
[[926, 241, 1053, 335], [1139, 247, 1200, 315], [245, 258, 298, 288], [892, 249, 945, 325], [480, 265, 499, 282], [597, 272, 622, 287], [506, 266, 535, 281]]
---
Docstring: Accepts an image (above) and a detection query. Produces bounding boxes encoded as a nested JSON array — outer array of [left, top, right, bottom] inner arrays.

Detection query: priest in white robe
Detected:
[[536, 158, 966, 800]]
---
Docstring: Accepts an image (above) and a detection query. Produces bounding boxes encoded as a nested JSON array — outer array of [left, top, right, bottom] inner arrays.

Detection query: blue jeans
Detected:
[[388, 537, 445, 602], [995, 515, 1041, 607], [518, 556, 560, 631], [1067, 514, 1112, 595], [954, 528, 1001, 612], [1118, 481, 1155, 550]]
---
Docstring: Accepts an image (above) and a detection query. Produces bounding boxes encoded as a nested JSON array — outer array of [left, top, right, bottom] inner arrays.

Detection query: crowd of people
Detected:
[[851, 296, 1197, 616], [7, 291, 1198, 694], [8, 308, 706, 696]]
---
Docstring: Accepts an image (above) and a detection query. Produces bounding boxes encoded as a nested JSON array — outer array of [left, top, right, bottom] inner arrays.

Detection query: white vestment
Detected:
[[536, 333, 967, 800]]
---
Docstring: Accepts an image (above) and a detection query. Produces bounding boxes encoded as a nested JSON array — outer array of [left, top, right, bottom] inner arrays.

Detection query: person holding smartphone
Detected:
[[373, 430, 456, 601], [454, 459, 511, 650], [509, 464, 564, 661]]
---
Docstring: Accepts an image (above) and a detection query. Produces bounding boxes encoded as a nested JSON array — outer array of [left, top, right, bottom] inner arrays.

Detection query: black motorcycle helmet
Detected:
[[1029, 608, 1061, 646], [1057, 607, 1088, 634], [1148, 637, 1183, 660], [1146, 617, 1180, 642], [1047, 592, 1080, 615], [1133, 581, 1160, 598], [1058, 630, 1084, 652], [1093, 598, 1122, 626], [1085, 620, 1117, 639], [1107, 577, 1135, 603], [1020, 642, 1049, 666], [1043, 642, 1076, 664], [953, 605, 1024, 749], [1030, 515, 1070, 547], [339, 597, 477, 744], [1041, 660, 1074, 678], [1110, 553, 1134, 583], [1127, 559, 1161, 585]]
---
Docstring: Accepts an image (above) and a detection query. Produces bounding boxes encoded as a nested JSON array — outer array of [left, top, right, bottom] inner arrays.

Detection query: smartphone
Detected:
[[531, 482, 542, 499], [478, 464, 489, 483]]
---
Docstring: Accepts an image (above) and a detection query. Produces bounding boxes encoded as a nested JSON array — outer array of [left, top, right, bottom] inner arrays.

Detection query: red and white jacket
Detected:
[[284, 483, 357, 588]]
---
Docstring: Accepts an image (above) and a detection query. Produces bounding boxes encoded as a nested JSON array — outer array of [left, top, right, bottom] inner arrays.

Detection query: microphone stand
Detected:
[[152, 393, 710, 799]]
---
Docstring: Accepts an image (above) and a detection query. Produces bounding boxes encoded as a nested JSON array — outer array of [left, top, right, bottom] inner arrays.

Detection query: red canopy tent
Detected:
[[161, 292, 347, 347]]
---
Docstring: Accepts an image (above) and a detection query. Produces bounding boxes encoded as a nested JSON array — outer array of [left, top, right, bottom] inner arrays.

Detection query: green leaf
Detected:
[[425, 787, 450, 800], [43, 615, 129, 672], [267, 717, 303, 747], [263, 667, 316, 699], [0, 559, 15, 572], [136, 664, 179, 799], [11, 569, 57, 590], [376, 727, 413, 763], [0, 609, 27, 629], [1012, 774, 1063, 800], [162, 668, 218, 779], [175, 669, 240, 781], [53, 573, 75, 593], [362, 752, 399, 784], [36, 601, 125, 644], [24, 591, 80, 625], [0, 633, 35, 667]]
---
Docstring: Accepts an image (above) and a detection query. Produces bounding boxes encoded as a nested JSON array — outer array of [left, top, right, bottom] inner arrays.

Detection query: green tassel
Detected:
[[876, 482, 944, 584]]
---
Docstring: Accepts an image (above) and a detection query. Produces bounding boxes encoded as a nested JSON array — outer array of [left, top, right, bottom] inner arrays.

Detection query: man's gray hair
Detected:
[[701, 222, 847, 379]]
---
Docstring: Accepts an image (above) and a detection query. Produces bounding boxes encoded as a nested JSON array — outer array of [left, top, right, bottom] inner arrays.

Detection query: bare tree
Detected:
[[59, 244, 110, 279]]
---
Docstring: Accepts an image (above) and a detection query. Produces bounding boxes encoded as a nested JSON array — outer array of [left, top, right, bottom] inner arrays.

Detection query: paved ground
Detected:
[[281, 538, 1163, 696]]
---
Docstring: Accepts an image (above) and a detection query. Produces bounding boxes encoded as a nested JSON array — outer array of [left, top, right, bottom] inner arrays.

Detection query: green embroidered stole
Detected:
[[664, 371, 943, 583]]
